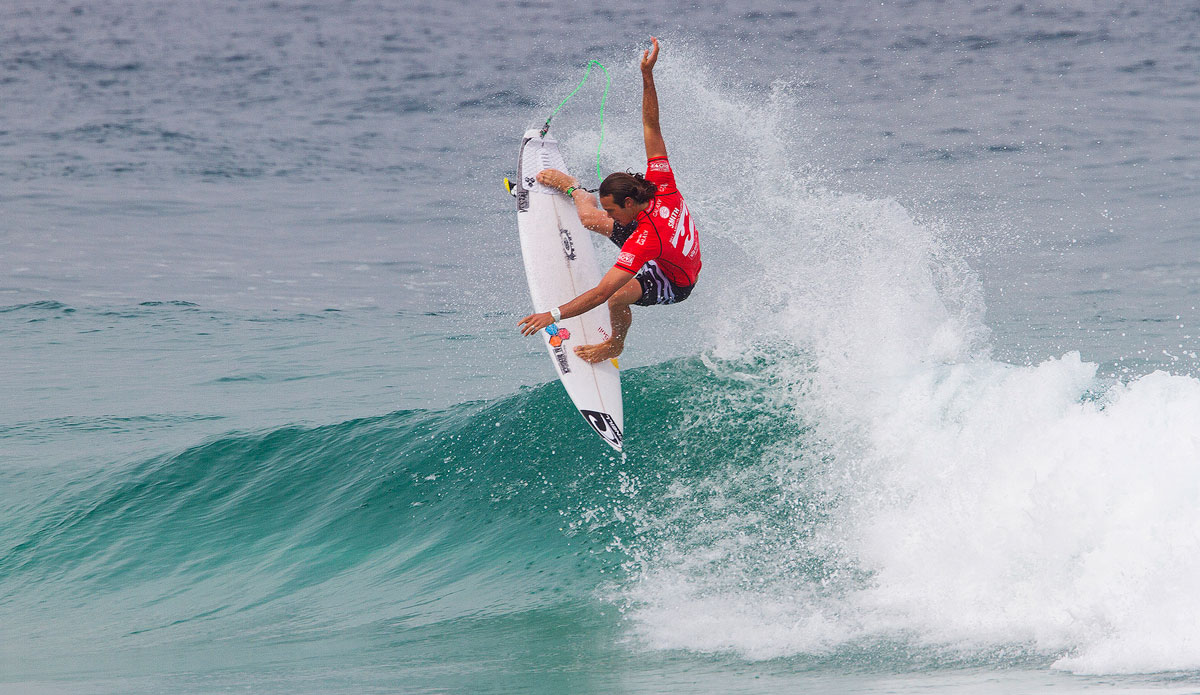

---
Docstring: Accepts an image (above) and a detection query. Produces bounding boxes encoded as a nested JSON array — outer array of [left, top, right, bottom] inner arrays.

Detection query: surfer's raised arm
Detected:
[[641, 37, 666, 160], [532, 38, 665, 239]]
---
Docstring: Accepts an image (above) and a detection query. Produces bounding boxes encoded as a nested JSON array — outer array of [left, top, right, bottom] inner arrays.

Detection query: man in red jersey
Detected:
[[519, 37, 701, 363]]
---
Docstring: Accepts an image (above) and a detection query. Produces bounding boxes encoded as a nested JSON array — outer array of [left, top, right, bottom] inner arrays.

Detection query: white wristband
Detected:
[[549, 307, 562, 322]]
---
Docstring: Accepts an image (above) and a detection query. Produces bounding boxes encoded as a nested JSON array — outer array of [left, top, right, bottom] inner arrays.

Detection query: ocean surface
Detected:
[[4, 1, 1200, 692]]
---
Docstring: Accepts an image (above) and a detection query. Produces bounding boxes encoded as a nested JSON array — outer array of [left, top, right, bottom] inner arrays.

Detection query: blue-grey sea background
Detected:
[[4, 1, 1200, 693]]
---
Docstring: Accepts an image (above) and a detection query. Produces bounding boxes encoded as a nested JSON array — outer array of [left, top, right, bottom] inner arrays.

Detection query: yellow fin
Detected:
[[610, 358, 619, 369]]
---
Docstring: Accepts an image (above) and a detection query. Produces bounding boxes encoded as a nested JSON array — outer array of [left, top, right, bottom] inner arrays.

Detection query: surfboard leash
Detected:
[[539, 59, 610, 184]]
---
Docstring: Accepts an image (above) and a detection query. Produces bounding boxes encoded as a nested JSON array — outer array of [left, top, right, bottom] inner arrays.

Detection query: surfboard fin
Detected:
[[504, 177, 515, 196]]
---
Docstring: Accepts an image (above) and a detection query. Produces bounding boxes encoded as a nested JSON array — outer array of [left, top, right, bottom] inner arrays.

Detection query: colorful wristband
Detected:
[[564, 186, 577, 196]]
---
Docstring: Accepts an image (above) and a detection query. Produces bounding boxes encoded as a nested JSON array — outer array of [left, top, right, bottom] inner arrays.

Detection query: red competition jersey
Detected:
[[613, 156, 701, 287]]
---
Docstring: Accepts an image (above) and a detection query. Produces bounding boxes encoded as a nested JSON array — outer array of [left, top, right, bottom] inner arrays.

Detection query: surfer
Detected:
[[519, 36, 701, 363]]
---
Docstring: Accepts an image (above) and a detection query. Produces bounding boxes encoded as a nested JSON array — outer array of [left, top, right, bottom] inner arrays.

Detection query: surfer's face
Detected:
[[600, 194, 640, 226]]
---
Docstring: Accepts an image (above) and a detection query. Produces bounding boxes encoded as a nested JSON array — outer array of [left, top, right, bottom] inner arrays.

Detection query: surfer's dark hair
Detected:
[[599, 172, 656, 208]]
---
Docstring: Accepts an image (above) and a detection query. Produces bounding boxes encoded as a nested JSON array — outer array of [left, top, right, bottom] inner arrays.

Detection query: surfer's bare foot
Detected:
[[575, 340, 623, 363]]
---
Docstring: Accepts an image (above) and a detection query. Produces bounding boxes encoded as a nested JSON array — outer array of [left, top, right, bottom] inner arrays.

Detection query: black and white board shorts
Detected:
[[633, 261, 693, 306]]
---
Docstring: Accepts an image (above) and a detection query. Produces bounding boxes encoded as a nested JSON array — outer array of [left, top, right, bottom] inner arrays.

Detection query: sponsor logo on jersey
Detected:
[[670, 201, 697, 255], [658, 206, 670, 219], [618, 251, 636, 266], [649, 160, 670, 172]]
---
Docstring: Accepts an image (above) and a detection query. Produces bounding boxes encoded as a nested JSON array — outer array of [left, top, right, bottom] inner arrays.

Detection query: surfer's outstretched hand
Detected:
[[518, 311, 553, 336], [536, 169, 575, 192], [641, 36, 659, 73]]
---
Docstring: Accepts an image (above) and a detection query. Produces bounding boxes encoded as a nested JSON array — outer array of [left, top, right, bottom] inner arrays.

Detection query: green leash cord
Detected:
[[539, 59, 610, 184]]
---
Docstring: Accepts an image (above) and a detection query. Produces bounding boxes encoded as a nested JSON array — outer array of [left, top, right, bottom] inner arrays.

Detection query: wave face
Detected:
[[0, 384, 619, 649]]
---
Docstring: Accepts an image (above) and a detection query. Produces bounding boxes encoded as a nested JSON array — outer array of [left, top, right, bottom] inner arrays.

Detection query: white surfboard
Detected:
[[511, 129, 624, 451]]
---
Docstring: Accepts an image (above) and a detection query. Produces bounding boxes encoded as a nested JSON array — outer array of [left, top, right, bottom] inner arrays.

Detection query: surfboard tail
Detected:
[[580, 409, 623, 451]]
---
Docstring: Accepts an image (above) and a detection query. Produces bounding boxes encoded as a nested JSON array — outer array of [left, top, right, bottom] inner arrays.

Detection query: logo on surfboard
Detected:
[[546, 324, 571, 374], [559, 228, 576, 261], [545, 324, 571, 346], [580, 409, 623, 449]]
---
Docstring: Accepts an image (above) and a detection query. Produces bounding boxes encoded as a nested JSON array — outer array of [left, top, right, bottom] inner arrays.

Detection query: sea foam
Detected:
[[610, 52, 1200, 675]]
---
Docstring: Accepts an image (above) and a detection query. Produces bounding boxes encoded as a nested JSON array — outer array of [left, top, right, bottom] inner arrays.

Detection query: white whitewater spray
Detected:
[[598, 48, 1200, 675]]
